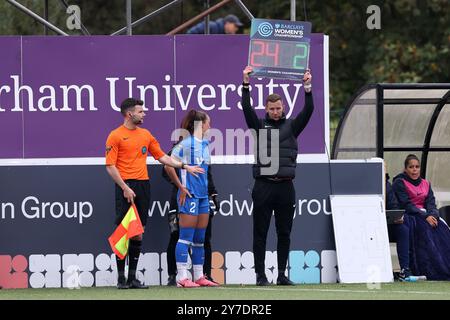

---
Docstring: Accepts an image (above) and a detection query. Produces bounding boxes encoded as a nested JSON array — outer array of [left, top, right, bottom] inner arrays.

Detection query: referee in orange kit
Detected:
[[105, 97, 204, 289]]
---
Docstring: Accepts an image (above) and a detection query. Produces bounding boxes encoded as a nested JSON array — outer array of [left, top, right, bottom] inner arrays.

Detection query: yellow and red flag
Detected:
[[108, 204, 144, 260]]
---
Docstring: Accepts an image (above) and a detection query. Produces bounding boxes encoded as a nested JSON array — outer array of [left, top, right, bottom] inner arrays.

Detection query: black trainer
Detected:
[[256, 274, 270, 286], [117, 277, 129, 289], [127, 279, 149, 289], [167, 274, 177, 286], [398, 268, 426, 282], [277, 274, 294, 286]]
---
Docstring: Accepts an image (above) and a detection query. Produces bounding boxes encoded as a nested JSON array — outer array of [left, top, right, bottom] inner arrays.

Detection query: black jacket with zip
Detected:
[[241, 86, 314, 179]]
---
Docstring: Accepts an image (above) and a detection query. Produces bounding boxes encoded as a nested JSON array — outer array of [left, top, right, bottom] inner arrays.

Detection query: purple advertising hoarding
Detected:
[[0, 35, 327, 159], [0, 37, 22, 158]]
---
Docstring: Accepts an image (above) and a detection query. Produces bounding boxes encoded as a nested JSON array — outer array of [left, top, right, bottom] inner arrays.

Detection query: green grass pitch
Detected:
[[1, 282, 449, 300]]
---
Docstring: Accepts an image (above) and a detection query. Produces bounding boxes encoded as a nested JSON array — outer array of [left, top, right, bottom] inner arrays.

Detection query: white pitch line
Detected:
[[215, 286, 450, 296]]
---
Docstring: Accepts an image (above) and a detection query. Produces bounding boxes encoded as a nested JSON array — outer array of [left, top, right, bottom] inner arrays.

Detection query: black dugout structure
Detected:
[[333, 83, 450, 216]]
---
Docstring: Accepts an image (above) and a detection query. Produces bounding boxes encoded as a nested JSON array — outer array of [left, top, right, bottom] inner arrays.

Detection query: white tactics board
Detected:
[[330, 195, 393, 283]]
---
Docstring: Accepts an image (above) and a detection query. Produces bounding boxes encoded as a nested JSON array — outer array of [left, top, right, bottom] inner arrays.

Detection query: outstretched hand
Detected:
[[178, 185, 191, 206], [243, 66, 253, 83], [123, 185, 136, 203], [185, 165, 205, 177], [303, 68, 312, 84], [303, 68, 312, 92]]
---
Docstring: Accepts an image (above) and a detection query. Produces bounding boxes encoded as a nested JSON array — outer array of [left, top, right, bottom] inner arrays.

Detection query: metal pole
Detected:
[[420, 90, 450, 178], [167, 0, 232, 35], [112, 0, 184, 35], [376, 85, 384, 158], [44, 0, 48, 35], [204, 0, 210, 34], [234, 0, 254, 20], [291, 0, 296, 21], [126, 0, 132, 35], [6, 0, 68, 36]]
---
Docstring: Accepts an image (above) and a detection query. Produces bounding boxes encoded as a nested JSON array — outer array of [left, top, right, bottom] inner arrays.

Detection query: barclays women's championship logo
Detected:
[[257, 22, 273, 37]]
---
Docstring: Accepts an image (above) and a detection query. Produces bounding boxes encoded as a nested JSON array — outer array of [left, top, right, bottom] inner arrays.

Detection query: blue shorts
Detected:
[[179, 197, 209, 216]]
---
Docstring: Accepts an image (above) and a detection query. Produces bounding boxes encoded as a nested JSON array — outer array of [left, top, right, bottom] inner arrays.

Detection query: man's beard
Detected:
[[132, 117, 143, 125]]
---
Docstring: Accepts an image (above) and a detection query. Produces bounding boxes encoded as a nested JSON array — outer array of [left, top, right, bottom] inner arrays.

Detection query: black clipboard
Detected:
[[386, 209, 405, 224]]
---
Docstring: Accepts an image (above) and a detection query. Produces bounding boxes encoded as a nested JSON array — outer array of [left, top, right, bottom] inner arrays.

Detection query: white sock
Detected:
[[176, 263, 188, 281], [193, 265, 204, 281]]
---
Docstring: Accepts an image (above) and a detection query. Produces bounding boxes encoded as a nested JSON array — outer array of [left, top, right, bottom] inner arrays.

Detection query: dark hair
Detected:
[[404, 154, 420, 168], [265, 94, 282, 106], [120, 98, 143, 116], [172, 120, 187, 144], [181, 110, 209, 135]]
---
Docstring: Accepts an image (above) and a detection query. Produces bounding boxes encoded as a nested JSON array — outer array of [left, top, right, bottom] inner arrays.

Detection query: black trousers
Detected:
[[166, 187, 214, 277], [252, 178, 296, 275], [115, 180, 150, 226]]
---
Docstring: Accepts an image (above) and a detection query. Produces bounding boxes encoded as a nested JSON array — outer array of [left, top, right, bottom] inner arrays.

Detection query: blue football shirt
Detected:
[[171, 135, 209, 198]]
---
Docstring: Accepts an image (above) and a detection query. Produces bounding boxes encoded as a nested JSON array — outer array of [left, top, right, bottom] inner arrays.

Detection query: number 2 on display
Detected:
[[293, 44, 308, 69], [250, 40, 308, 69]]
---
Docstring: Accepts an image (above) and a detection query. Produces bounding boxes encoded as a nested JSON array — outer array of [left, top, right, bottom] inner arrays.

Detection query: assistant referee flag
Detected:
[[108, 204, 144, 259]]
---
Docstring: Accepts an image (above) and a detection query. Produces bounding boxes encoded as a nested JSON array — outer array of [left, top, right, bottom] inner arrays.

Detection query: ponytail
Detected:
[[181, 109, 208, 135]]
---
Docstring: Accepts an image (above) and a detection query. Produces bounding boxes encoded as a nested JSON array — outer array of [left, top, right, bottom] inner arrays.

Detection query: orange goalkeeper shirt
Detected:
[[105, 125, 165, 180]]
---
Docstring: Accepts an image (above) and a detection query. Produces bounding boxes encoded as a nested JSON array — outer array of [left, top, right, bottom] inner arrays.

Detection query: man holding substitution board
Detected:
[[243, 18, 315, 285]]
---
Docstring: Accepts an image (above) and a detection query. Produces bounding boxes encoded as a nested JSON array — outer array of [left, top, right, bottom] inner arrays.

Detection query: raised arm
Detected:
[[292, 69, 314, 137], [241, 66, 261, 130]]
